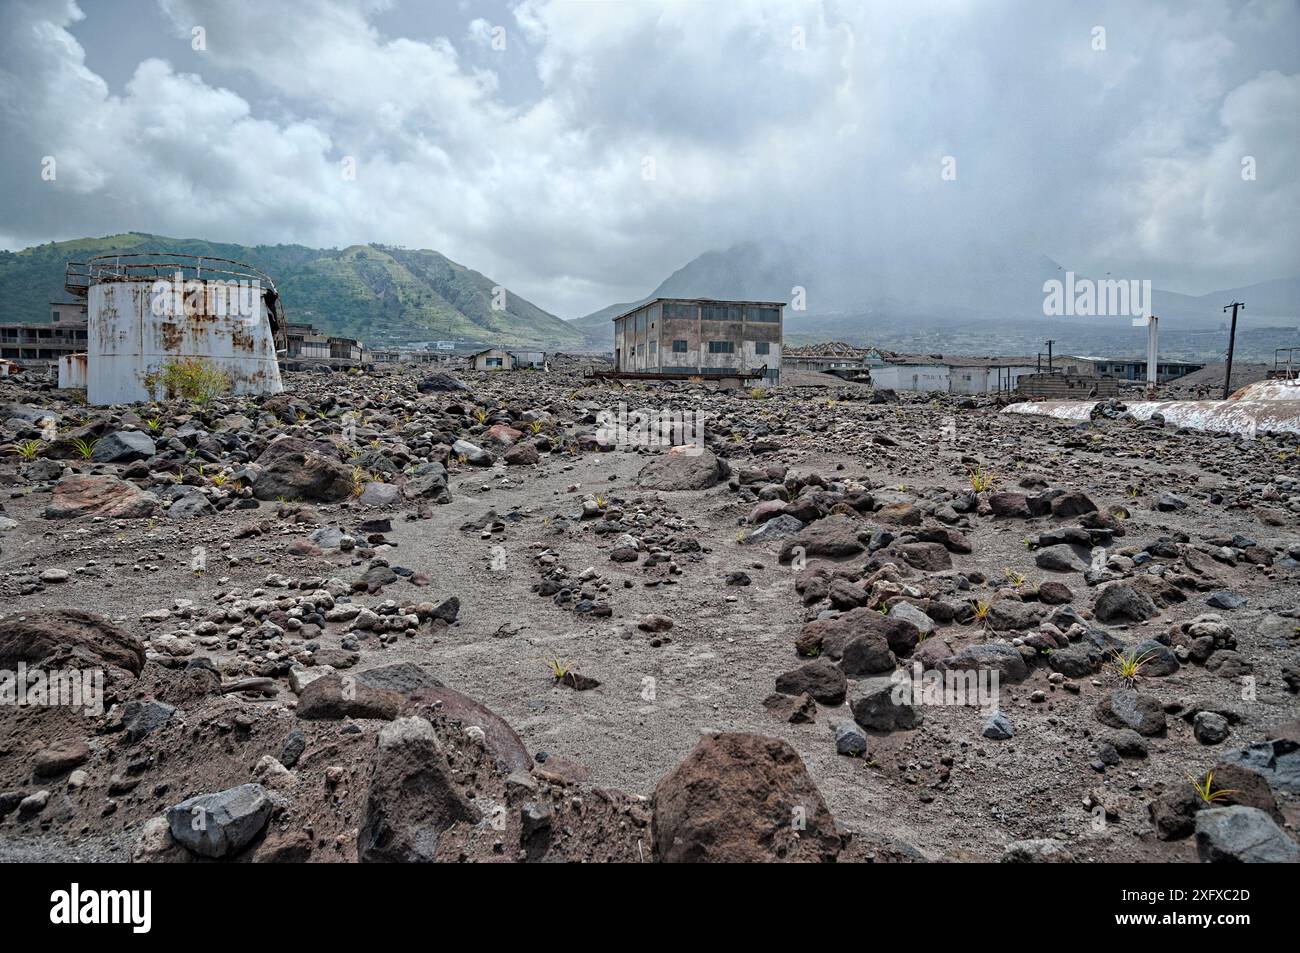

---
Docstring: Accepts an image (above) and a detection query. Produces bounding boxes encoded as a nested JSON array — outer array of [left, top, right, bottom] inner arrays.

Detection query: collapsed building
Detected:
[[58, 253, 285, 405], [783, 341, 892, 374], [283, 322, 368, 369]]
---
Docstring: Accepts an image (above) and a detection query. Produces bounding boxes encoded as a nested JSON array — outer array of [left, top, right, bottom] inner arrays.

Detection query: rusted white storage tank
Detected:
[[71, 254, 285, 406]]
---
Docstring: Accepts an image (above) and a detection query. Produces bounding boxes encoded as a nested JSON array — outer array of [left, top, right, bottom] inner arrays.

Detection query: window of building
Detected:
[[701, 304, 741, 321], [665, 302, 696, 320], [487, 358, 503, 367], [755, 341, 770, 355], [672, 339, 688, 353], [649, 340, 657, 354], [708, 340, 735, 354], [745, 306, 780, 323]]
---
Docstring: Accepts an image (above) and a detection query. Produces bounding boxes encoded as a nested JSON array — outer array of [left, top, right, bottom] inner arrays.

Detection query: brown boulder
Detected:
[[0, 608, 144, 675], [408, 685, 533, 773], [45, 475, 159, 519], [296, 674, 404, 720], [358, 716, 479, 862], [652, 732, 841, 863], [253, 451, 354, 503], [636, 447, 730, 490]]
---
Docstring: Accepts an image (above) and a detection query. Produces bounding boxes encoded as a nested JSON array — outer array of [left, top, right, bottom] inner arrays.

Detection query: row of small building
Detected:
[[784, 341, 1205, 395]]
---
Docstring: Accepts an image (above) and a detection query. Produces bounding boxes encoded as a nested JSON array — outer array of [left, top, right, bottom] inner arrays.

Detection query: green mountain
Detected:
[[0, 233, 584, 349]]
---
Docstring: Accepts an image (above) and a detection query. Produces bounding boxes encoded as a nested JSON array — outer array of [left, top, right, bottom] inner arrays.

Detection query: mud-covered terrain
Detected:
[[1, 363, 1297, 863]]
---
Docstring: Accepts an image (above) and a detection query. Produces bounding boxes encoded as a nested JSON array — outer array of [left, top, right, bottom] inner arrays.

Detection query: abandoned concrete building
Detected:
[[283, 322, 368, 368], [870, 355, 1040, 394], [470, 347, 546, 371], [611, 298, 783, 384], [1061, 356, 1205, 383], [57, 253, 285, 405], [0, 300, 88, 367]]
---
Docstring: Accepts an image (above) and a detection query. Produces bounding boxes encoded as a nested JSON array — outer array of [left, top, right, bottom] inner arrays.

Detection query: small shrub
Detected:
[[150, 358, 231, 404]]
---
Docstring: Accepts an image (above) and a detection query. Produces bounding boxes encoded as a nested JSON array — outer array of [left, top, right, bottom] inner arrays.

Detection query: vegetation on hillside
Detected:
[[0, 233, 583, 348]]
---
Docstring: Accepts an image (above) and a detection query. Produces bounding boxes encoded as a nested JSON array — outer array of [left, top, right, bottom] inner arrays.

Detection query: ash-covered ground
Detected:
[[1, 363, 1297, 863]]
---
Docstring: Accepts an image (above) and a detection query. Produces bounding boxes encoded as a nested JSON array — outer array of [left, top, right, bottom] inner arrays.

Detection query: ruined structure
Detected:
[[0, 301, 87, 368], [61, 254, 285, 405], [611, 298, 782, 384], [469, 347, 546, 371]]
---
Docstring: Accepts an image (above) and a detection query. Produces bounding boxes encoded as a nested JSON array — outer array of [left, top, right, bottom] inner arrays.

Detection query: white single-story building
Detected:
[[870, 357, 1040, 395]]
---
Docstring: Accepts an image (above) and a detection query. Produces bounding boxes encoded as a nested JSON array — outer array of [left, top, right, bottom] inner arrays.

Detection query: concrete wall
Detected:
[[871, 364, 951, 392], [1017, 373, 1120, 399]]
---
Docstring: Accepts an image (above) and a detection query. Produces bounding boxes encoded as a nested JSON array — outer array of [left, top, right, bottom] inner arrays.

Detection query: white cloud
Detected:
[[0, 0, 1296, 318]]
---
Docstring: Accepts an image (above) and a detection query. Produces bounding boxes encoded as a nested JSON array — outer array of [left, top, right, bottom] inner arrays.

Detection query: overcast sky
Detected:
[[1, 0, 1297, 317]]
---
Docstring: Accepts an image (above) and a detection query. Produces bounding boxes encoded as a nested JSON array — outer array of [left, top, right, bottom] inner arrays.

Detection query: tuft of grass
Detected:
[[546, 658, 572, 680], [529, 420, 544, 435], [1111, 648, 1154, 685], [1002, 568, 1026, 587], [350, 466, 366, 497], [12, 439, 43, 460], [474, 408, 489, 425], [144, 416, 164, 433], [972, 599, 993, 622], [749, 387, 767, 400], [968, 465, 997, 493], [73, 437, 98, 459], [1189, 769, 1240, 806]]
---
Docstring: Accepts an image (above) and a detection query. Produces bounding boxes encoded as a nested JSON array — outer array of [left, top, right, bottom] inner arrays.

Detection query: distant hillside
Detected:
[[0, 233, 583, 349], [572, 241, 1299, 349], [568, 241, 805, 348]]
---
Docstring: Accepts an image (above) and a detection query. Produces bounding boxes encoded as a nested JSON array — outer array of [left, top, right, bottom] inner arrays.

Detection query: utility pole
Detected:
[[1222, 301, 1245, 399], [1145, 314, 1159, 396], [1045, 339, 1054, 373]]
